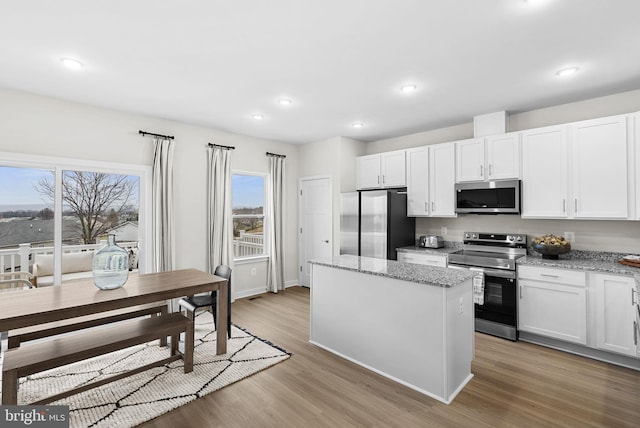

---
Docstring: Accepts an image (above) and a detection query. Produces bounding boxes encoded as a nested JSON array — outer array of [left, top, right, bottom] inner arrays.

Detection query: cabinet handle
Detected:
[[489, 164, 492, 175], [425, 202, 428, 212], [480, 164, 483, 177], [432, 201, 435, 211], [377, 175, 380, 185], [632, 289, 638, 305], [520, 285, 523, 299], [382, 175, 385, 184], [575, 198, 578, 213], [634, 321, 638, 346], [540, 274, 559, 278], [562, 199, 566, 213]]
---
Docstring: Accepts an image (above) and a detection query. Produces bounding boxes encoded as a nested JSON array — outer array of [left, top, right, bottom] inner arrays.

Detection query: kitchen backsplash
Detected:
[[415, 216, 640, 254]]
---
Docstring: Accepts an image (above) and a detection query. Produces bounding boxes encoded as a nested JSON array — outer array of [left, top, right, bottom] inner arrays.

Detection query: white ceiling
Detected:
[[1, 0, 639, 144]]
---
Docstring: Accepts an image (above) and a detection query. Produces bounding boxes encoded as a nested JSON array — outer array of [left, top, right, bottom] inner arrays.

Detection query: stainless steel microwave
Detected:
[[454, 180, 520, 214]]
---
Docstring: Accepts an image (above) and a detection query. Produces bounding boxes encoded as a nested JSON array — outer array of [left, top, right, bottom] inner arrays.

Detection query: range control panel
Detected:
[[462, 232, 527, 248]]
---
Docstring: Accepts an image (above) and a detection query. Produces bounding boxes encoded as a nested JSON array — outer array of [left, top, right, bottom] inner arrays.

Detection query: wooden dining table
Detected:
[[0, 268, 228, 354]]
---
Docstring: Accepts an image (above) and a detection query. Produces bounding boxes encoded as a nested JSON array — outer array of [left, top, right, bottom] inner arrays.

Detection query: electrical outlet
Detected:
[[441, 227, 447, 236], [564, 232, 575, 243], [251, 268, 256, 276], [458, 297, 464, 314]]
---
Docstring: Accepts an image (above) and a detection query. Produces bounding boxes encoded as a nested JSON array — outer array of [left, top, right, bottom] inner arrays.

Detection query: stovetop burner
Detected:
[[448, 232, 528, 271]]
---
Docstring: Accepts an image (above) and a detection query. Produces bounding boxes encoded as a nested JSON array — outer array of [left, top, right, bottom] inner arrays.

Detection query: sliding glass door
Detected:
[[0, 154, 149, 286]]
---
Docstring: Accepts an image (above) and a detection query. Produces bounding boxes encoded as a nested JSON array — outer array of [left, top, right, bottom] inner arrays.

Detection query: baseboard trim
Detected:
[[234, 281, 300, 300], [234, 287, 267, 300], [519, 331, 640, 371]]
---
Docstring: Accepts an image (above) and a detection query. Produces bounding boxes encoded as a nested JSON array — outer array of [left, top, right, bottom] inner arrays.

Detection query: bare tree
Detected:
[[36, 171, 135, 244]]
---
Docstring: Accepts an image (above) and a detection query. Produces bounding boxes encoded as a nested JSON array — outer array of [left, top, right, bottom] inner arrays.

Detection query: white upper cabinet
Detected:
[[356, 150, 406, 190], [636, 112, 640, 220], [455, 134, 520, 182], [455, 138, 485, 182], [522, 114, 631, 220], [406, 147, 429, 216], [486, 133, 521, 180], [570, 115, 629, 219], [406, 143, 456, 217], [356, 154, 382, 189], [381, 150, 407, 188], [429, 142, 456, 217], [521, 125, 569, 218]]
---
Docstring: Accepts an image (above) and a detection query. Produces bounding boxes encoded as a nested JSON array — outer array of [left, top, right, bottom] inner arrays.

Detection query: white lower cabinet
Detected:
[[519, 265, 640, 359], [397, 252, 447, 268], [518, 266, 587, 345], [593, 273, 638, 357]]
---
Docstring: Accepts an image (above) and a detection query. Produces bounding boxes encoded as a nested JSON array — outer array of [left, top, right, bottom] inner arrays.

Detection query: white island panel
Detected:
[[310, 260, 473, 404]]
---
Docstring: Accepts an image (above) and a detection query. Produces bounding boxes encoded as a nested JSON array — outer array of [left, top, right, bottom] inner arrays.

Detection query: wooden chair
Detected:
[[178, 265, 232, 338], [0, 272, 35, 293]]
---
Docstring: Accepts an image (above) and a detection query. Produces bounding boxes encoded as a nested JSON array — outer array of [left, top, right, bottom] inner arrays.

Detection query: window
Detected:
[[0, 153, 149, 284], [232, 173, 266, 259]]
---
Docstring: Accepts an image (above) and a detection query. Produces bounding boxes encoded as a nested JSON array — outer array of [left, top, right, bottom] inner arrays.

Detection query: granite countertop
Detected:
[[396, 246, 460, 255], [518, 250, 640, 290], [309, 254, 474, 288]]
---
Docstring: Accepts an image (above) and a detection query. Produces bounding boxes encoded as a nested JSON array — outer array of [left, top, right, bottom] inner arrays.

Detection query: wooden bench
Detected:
[[7, 302, 168, 349], [1, 312, 193, 405]]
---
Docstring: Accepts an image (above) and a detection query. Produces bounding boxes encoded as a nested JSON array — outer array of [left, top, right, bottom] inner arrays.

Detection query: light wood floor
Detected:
[[143, 286, 640, 428]]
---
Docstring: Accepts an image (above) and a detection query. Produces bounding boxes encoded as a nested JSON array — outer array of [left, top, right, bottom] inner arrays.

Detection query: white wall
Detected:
[[417, 216, 640, 253], [366, 89, 640, 155], [365, 123, 473, 154], [298, 136, 365, 256], [365, 88, 640, 253], [0, 87, 300, 298]]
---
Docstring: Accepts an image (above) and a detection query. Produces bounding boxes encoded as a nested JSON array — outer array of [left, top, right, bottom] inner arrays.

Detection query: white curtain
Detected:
[[267, 154, 285, 293], [207, 146, 233, 272], [152, 137, 175, 272]]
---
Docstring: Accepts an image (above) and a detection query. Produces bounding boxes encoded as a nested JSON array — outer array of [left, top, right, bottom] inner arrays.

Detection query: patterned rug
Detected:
[[0, 312, 290, 427]]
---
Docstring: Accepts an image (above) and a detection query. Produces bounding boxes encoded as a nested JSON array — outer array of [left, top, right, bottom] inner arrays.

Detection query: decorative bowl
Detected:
[[531, 235, 571, 260]]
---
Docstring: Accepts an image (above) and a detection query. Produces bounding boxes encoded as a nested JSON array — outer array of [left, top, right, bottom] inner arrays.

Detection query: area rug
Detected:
[[1, 312, 290, 428]]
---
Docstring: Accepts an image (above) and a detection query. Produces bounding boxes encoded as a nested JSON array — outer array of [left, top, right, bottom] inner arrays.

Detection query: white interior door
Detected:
[[299, 176, 332, 287]]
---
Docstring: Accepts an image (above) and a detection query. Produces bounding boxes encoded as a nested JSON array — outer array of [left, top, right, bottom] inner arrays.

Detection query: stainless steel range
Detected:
[[448, 232, 527, 341]]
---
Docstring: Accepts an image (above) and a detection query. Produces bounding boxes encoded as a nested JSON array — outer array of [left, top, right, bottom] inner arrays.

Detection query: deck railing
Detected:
[[233, 232, 264, 257], [0, 241, 139, 273]]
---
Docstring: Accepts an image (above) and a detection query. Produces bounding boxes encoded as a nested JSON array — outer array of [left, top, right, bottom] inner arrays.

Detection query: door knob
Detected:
[[323, 240, 329, 243]]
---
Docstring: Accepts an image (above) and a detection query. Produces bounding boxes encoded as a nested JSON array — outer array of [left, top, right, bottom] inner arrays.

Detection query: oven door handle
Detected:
[[448, 264, 516, 279]]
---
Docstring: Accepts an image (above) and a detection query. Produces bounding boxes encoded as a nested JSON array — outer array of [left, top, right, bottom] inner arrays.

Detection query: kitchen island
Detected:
[[309, 255, 475, 404]]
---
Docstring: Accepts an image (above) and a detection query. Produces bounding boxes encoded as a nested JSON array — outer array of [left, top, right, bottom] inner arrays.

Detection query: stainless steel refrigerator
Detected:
[[340, 189, 415, 260]]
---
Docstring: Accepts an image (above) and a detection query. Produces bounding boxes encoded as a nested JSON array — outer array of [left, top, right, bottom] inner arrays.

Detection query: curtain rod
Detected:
[[138, 130, 175, 140], [208, 143, 236, 150], [266, 152, 286, 158]]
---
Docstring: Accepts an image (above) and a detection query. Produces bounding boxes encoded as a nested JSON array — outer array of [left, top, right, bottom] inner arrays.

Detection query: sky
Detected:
[[0, 166, 139, 211], [0, 166, 51, 207], [1, 165, 257, 211], [232, 174, 264, 209]]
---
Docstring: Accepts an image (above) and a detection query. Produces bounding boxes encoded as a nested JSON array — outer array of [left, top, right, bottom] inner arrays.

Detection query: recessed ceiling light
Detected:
[[60, 57, 83, 70], [278, 98, 293, 106], [556, 66, 579, 77], [400, 84, 417, 93], [251, 114, 264, 120], [352, 122, 364, 129]]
